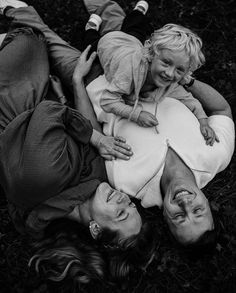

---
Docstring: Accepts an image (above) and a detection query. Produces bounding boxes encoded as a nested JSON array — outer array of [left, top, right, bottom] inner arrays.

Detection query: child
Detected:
[[85, 1, 218, 145]]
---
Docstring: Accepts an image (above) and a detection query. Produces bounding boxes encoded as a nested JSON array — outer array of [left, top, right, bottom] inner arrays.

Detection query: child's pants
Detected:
[[84, 10, 153, 54]]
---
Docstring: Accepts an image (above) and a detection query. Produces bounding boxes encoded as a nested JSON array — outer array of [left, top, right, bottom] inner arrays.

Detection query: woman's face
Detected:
[[90, 182, 142, 239], [163, 179, 214, 244], [148, 49, 190, 88]]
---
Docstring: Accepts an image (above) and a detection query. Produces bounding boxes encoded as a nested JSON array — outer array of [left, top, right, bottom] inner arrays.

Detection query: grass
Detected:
[[0, 0, 236, 292]]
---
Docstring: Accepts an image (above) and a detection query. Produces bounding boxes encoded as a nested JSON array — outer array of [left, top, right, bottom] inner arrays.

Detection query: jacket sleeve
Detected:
[[99, 49, 143, 122], [3, 100, 93, 210], [168, 84, 208, 120], [98, 32, 146, 122], [100, 86, 143, 122]]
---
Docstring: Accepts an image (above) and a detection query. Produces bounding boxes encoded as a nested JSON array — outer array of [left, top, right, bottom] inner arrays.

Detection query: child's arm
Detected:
[[179, 95, 219, 145], [101, 89, 159, 127], [170, 84, 219, 145]]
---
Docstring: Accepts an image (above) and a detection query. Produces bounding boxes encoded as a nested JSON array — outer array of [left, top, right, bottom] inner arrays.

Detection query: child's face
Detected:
[[148, 49, 190, 88]]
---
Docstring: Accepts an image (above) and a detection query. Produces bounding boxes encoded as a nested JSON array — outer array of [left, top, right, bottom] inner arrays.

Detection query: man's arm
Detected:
[[187, 80, 232, 119]]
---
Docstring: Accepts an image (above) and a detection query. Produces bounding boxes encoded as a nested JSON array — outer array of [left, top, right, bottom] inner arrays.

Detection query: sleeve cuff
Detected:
[[129, 104, 143, 122]]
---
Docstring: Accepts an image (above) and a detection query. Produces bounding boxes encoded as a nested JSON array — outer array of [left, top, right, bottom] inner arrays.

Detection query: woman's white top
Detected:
[[87, 75, 235, 208]]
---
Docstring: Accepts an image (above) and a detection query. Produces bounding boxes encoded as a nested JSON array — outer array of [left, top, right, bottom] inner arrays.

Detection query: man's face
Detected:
[[90, 182, 142, 240], [163, 179, 214, 244]]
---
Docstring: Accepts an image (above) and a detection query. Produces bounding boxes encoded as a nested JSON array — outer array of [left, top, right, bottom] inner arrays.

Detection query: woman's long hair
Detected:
[[29, 217, 157, 285]]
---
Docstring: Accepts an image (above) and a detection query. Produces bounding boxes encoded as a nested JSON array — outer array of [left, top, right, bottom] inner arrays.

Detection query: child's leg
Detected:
[[5, 6, 103, 89], [5, 6, 81, 91], [84, 0, 125, 36], [84, 14, 102, 53], [84, 29, 100, 52], [121, 10, 153, 44], [0, 28, 49, 131]]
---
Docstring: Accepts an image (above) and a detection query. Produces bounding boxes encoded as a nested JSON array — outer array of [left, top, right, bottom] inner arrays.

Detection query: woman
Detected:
[[0, 0, 156, 285]]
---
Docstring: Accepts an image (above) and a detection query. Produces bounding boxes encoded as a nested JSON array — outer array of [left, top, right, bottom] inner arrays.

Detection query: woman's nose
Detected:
[[116, 193, 129, 204]]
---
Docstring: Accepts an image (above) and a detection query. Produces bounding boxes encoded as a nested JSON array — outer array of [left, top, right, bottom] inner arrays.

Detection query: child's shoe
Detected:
[[85, 14, 102, 31], [134, 1, 149, 15], [0, 0, 27, 15]]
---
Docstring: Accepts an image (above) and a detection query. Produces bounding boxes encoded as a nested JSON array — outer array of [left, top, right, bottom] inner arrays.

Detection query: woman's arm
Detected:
[[187, 80, 232, 118], [72, 46, 133, 160], [72, 46, 102, 132]]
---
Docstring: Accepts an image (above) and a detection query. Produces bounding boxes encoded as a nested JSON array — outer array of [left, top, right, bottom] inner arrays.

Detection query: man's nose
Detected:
[[177, 195, 194, 208]]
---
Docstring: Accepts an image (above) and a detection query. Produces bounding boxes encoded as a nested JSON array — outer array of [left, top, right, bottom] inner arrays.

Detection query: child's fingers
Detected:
[[215, 134, 220, 143], [201, 127, 207, 138], [206, 129, 215, 146]]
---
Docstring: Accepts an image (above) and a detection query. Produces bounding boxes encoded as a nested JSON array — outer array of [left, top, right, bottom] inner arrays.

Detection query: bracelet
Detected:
[[183, 77, 195, 89]]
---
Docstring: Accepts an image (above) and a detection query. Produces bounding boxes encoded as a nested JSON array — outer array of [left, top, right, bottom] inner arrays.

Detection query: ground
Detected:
[[0, 0, 236, 292]]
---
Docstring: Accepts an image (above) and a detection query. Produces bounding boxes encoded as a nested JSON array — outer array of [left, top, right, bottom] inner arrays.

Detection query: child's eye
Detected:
[[177, 67, 185, 74], [162, 59, 170, 65]]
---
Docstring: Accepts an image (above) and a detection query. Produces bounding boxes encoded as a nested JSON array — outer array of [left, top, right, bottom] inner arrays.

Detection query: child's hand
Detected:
[[137, 111, 159, 127], [199, 118, 219, 146], [73, 45, 97, 82]]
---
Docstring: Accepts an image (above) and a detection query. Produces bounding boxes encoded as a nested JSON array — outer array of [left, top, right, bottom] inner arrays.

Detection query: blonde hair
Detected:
[[144, 23, 205, 72]]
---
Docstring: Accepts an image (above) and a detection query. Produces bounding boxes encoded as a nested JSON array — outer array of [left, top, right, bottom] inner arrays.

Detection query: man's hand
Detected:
[[90, 130, 133, 160], [137, 111, 159, 127], [199, 118, 219, 146]]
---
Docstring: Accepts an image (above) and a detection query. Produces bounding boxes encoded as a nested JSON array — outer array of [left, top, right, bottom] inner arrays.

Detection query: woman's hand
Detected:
[[90, 130, 133, 160], [72, 45, 97, 83]]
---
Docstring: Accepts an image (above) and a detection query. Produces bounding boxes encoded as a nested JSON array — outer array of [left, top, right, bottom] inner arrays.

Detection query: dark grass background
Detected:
[[0, 0, 236, 292]]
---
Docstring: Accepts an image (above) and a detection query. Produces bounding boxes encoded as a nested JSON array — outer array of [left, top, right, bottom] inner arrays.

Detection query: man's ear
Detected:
[[89, 220, 101, 239]]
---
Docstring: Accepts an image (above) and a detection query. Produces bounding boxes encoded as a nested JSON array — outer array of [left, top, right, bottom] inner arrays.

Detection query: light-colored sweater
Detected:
[[87, 75, 235, 207], [98, 31, 208, 122]]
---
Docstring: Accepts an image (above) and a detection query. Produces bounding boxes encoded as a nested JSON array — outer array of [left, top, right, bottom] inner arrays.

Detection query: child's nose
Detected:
[[165, 66, 175, 78]]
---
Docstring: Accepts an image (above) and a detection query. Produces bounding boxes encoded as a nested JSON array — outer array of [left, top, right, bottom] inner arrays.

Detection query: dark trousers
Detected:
[[84, 10, 153, 53]]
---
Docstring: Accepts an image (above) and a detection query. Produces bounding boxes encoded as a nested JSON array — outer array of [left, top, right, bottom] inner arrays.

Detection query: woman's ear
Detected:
[[89, 220, 101, 239]]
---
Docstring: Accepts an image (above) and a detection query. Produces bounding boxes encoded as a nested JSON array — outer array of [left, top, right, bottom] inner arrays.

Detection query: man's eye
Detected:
[[174, 214, 185, 220], [193, 208, 202, 214]]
